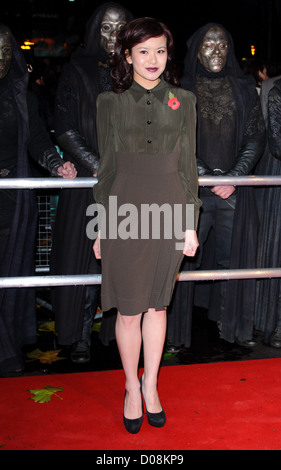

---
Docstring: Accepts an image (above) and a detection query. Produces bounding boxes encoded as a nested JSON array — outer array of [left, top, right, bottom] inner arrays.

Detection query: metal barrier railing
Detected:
[[0, 175, 279, 288], [1, 175, 281, 189], [0, 269, 281, 289]]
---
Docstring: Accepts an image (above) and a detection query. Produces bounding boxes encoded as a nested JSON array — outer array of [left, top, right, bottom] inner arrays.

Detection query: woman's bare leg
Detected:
[[141, 308, 167, 413], [115, 311, 143, 419]]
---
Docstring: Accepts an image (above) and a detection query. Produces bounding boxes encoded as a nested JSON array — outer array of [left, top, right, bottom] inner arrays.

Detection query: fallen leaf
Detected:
[[92, 322, 101, 333], [28, 385, 64, 403], [26, 348, 66, 364], [163, 352, 177, 360], [38, 321, 56, 333]]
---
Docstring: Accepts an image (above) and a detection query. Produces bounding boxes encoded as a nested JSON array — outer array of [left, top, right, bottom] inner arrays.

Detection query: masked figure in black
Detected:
[[167, 23, 265, 349], [0, 24, 76, 375], [52, 3, 133, 363]]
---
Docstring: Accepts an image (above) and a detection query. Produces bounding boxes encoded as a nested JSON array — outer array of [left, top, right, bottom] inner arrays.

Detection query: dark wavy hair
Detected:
[[110, 17, 179, 93]]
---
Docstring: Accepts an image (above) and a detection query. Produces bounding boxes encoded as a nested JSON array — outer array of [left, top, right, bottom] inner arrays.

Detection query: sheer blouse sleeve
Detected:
[[93, 92, 116, 205]]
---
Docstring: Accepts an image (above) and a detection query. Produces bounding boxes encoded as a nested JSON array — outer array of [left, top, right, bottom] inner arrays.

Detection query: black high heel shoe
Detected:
[[123, 391, 143, 434], [140, 377, 166, 428]]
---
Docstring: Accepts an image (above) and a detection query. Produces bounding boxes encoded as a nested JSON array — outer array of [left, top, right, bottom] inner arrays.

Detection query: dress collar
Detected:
[[129, 79, 168, 103]]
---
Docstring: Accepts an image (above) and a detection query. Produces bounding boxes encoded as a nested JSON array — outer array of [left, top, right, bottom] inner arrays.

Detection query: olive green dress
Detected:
[[94, 79, 201, 316]]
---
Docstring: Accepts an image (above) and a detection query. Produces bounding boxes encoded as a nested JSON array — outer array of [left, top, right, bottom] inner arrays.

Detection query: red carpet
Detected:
[[1, 358, 281, 450]]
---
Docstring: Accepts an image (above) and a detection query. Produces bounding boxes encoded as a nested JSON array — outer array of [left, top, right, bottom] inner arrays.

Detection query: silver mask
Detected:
[[198, 26, 228, 73], [100, 7, 127, 55]]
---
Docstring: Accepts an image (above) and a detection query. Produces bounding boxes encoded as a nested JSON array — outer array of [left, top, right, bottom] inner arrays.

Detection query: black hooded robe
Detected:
[[167, 23, 265, 346], [254, 78, 281, 343], [0, 24, 63, 374]]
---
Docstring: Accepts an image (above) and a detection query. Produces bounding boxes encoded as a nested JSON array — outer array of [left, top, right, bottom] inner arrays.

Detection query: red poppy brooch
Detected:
[[167, 92, 180, 110]]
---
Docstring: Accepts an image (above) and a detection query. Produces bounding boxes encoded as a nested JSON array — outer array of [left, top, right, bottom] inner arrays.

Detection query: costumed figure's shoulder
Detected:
[[56, 62, 81, 95], [229, 73, 259, 105], [59, 62, 78, 82], [170, 86, 196, 107], [233, 73, 256, 93]]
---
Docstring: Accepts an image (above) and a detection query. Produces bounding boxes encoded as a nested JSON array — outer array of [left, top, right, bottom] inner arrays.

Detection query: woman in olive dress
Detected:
[[93, 17, 201, 433]]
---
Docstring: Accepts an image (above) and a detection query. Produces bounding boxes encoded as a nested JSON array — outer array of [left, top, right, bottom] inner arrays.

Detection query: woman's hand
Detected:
[[93, 232, 101, 259], [57, 161, 77, 179], [183, 230, 199, 257]]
